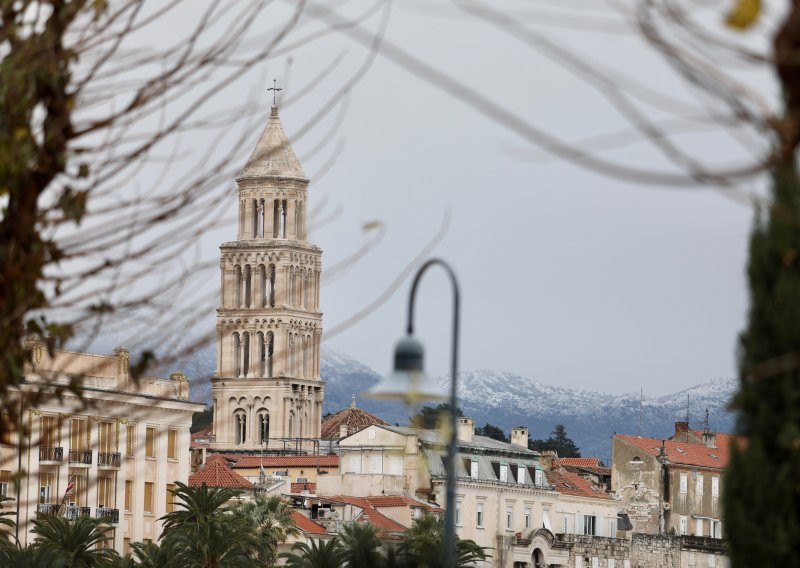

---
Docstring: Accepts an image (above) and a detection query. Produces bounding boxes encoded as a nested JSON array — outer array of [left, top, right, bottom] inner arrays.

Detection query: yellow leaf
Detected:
[[362, 220, 383, 232], [725, 0, 761, 30]]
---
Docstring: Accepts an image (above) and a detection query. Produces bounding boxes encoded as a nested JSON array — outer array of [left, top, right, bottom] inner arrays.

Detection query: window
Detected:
[[543, 509, 552, 531], [679, 472, 688, 494], [166, 483, 176, 513], [234, 412, 246, 445], [144, 482, 154, 514], [258, 413, 270, 444], [591, 558, 599, 568], [695, 518, 703, 536], [608, 560, 616, 568], [524, 507, 531, 529], [370, 456, 382, 474], [97, 476, 113, 508], [711, 520, 721, 539], [126, 424, 135, 456], [389, 456, 403, 476], [98, 422, 113, 455], [679, 515, 688, 535], [506, 506, 513, 530], [70, 419, 87, 450], [609, 520, 616, 537], [348, 455, 361, 474], [695, 473, 704, 496], [455, 500, 462, 526], [564, 515, 570, 534], [582, 515, 596, 536], [0, 470, 9, 497], [535, 468, 544, 486], [470, 459, 478, 479], [40, 415, 57, 448], [167, 429, 177, 460], [124, 481, 132, 511], [39, 472, 54, 504], [145, 427, 156, 458], [624, 561, 631, 568], [711, 476, 720, 497], [517, 464, 525, 484], [499, 463, 508, 483], [476, 502, 484, 528]]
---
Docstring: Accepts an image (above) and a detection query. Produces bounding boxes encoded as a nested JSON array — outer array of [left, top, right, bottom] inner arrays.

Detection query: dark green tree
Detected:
[[410, 404, 463, 430], [474, 423, 508, 442], [528, 424, 580, 458], [191, 409, 213, 433], [724, 152, 800, 565]]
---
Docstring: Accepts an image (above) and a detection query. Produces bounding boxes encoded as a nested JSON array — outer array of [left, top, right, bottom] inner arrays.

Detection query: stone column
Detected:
[[272, 328, 285, 377], [243, 198, 252, 239], [276, 265, 286, 307], [248, 329, 257, 379]]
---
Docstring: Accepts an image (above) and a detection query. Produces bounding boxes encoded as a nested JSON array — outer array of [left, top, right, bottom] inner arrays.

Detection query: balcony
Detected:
[[68, 449, 93, 466], [63, 505, 91, 520], [97, 452, 121, 469], [96, 507, 120, 524], [39, 446, 63, 464], [36, 503, 60, 516]]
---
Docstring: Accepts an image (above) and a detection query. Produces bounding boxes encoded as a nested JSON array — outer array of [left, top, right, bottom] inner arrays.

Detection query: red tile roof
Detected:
[[318, 495, 407, 533], [290, 482, 316, 494], [545, 470, 611, 500], [189, 455, 252, 489], [616, 433, 738, 470], [365, 495, 443, 512], [291, 511, 327, 535], [229, 455, 339, 468], [554, 458, 602, 468], [320, 401, 389, 439]]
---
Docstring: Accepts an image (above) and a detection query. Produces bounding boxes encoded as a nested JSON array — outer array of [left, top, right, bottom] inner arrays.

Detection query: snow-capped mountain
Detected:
[[85, 338, 737, 461]]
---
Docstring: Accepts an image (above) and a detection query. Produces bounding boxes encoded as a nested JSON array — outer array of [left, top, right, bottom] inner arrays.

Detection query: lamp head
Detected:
[[366, 336, 447, 405]]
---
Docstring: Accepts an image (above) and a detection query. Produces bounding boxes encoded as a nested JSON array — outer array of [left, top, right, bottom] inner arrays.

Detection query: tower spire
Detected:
[[267, 79, 282, 112]]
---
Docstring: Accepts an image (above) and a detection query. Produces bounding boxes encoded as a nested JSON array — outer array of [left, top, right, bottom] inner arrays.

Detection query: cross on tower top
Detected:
[[267, 79, 282, 107]]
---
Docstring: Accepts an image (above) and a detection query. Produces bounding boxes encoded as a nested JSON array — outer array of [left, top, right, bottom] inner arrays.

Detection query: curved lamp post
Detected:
[[366, 258, 460, 568]]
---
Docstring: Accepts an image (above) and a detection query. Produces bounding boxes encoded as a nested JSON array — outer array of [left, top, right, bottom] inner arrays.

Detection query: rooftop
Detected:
[[189, 455, 253, 489], [228, 455, 339, 469], [237, 106, 306, 182], [616, 433, 739, 470], [545, 469, 612, 500], [321, 397, 388, 439]]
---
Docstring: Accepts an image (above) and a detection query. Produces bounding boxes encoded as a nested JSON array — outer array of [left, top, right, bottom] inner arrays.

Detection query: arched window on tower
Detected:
[[257, 331, 265, 377], [258, 411, 269, 444], [272, 199, 280, 238], [251, 199, 258, 238], [297, 201, 304, 239], [232, 332, 241, 377], [302, 336, 309, 379], [288, 334, 295, 376], [241, 332, 250, 377], [303, 270, 310, 309], [281, 200, 287, 238], [265, 331, 274, 377], [234, 266, 242, 308], [234, 410, 247, 445], [266, 264, 275, 307], [288, 411, 294, 438], [289, 269, 295, 308], [243, 265, 252, 308]]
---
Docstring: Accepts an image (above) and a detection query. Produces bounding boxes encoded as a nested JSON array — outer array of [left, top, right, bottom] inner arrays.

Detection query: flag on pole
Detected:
[[64, 475, 75, 497]]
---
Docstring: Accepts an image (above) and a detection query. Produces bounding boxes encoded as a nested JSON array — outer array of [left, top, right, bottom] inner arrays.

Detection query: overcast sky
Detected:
[[92, 1, 781, 397]]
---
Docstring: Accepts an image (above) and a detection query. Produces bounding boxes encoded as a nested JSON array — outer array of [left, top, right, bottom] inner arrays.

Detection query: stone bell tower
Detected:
[[210, 95, 324, 451]]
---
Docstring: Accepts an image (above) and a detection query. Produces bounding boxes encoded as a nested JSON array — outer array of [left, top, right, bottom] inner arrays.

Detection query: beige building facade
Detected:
[[319, 420, 622, 568], [211, 102, 324, 451], [0, 340, 203, 554]]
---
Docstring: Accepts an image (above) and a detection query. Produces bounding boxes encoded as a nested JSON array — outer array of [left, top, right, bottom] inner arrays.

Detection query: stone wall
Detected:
[[629, 534, 727, 568], [561, 534, 630, 567]]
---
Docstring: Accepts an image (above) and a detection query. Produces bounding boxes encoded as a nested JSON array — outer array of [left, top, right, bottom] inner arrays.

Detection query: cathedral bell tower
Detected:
[[210, 95, 324, 451]]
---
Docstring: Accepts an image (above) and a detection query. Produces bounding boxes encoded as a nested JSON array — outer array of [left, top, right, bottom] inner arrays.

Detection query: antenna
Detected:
[[686, 394, 690, 424], [704, 408, 710, 432], [638, 388, 643, 437]]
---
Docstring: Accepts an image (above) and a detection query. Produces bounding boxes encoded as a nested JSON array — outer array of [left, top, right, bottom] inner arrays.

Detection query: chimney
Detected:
[[457, 417, 474, 443], [511, 427, 529, 448], [539, 450, 557, 471], [702, 430, 717, 448], [674, 421, 689, 440]]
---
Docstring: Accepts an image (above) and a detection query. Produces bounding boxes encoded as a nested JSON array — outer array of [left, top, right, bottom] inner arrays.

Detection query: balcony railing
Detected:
[[64, 505, 91, 520], [68, 449, 93, 465], [39, 446, 63, 463], [96, 507, 120, 524], [36, 503, 60, 516], [97, 452, 121, 468]]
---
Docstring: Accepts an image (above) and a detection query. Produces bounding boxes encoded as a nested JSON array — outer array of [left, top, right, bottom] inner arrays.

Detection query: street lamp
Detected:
[[366, 258, 460, 568]]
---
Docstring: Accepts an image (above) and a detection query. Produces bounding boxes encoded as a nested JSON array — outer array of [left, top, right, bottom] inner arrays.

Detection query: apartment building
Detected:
[[0, 340, 203, 554]]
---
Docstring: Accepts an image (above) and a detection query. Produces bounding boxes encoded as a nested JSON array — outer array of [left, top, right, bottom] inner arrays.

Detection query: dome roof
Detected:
[[237, 105, 306, 182], [321, 396, 389, 439]]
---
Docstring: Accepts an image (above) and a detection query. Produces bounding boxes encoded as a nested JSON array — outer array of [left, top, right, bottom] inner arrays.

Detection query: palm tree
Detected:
[[159, 482, 242, 533], [159, 482, 258, 568], [0, 495, 15, 534], [31, 515, 119, 567], [337, 522, 383, 568], [0, 541, 64, 568], [233, 494, 299, 566], [280, 538, 343, 568], [128, 540, 171, 568], [399, 513, 488, 568]]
